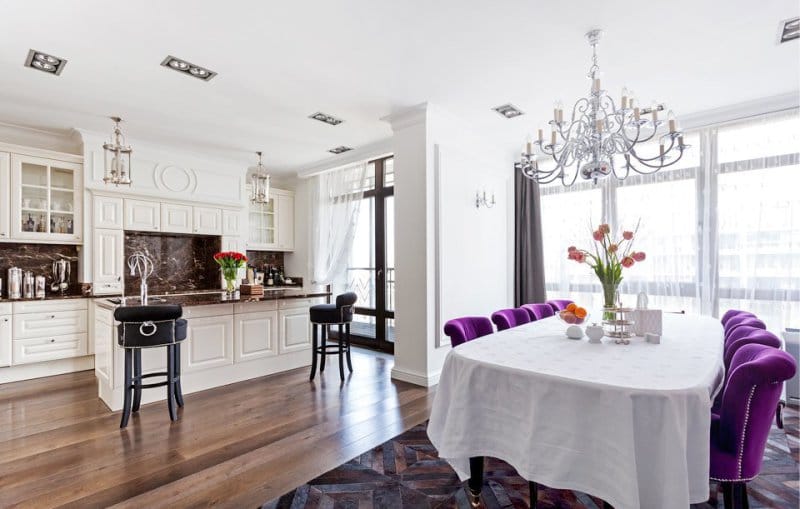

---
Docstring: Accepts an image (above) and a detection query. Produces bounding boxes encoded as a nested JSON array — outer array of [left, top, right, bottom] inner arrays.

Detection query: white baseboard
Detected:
[[0, 355, 94, 384], [391, 366, 440, 387]]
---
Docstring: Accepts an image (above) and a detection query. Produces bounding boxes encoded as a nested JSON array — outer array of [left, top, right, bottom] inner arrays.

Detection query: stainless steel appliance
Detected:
[[7, 268, 23, 300], [23, 271, 34, 299], [52, 258, 70, 294], [35, 275, 46, 299]]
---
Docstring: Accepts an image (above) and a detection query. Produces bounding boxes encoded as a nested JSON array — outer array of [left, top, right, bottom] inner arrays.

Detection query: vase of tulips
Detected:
[[214, 251, 248, 295], [567, 223, 646, 316]]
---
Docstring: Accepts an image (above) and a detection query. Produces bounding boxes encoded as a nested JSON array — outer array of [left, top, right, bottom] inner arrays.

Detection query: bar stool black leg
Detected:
[[132, 349, 142, 412], [173, 344, 184, 407], [120, 349, 133, 428], [338, 324, 345, 381], [529, 481, 539, 508], [320, 325, 327, 372], [166, 343, 177, 421], [310, 323, 318, 380], [345, 322, 353, 373]]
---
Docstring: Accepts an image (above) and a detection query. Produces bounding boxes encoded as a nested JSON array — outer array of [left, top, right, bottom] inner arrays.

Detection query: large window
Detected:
[[541, 111, 800, 331]]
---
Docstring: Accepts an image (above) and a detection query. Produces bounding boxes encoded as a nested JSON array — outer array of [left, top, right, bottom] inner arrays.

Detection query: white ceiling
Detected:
[[0, 1, 798, 175]]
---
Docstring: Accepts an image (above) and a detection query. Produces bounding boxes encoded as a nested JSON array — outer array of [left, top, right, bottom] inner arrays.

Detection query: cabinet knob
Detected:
[[0, 232, 6, 237], [50, 338, 55, 343], [49, 315, 55, 319], [2, 318, 8, 322]]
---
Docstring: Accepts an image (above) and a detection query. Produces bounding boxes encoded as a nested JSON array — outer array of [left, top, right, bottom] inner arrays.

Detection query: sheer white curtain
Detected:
[[540, 110, 800, 331], [309, 162, 368, 285]]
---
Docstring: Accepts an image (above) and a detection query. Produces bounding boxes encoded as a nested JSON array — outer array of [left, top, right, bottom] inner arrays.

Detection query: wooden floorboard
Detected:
[[0, 348, 434, 508]]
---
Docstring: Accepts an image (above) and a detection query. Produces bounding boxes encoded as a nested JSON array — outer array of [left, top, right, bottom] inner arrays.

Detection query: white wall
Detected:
[[387, 103, 515, 386]]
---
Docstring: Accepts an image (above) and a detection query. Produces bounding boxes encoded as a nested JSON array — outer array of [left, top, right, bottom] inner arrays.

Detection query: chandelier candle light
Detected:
[[102, 116, 132, 186], [516, 29, 689, 186]]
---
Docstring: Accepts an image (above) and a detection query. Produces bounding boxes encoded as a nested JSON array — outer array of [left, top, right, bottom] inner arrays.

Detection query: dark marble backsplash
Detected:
[[124, 233, 221, 295], [246, 251, 285, 270], [0, 243, 81, 297]]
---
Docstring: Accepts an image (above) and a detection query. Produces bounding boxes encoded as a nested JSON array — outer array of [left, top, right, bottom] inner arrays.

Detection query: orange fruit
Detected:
[[574, 307, 587, 319], [566, 303, 578, 312]]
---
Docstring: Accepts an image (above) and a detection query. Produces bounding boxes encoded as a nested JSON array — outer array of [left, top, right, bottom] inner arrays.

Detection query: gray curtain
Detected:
[[514, 170, 546, 306]]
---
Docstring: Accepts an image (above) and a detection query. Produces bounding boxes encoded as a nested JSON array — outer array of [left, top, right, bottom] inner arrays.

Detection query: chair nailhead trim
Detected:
[[737, 385, 757, 479]]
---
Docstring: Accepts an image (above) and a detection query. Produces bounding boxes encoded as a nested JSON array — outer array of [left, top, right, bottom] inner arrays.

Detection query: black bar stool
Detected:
[[309, 292, 357, 381], [114, 304, 187, 428]]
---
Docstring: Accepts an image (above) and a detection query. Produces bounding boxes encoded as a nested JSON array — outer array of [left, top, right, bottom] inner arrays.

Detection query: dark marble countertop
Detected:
[[0, 293, 88, 303], [100, 289, 331, 308]]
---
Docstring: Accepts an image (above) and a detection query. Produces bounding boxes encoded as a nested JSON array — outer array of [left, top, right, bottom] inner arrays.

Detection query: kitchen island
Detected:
[[92, 289, 330, 411]]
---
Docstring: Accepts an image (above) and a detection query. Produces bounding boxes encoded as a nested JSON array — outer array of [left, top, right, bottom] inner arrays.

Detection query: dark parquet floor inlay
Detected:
[[265, 407, 799, 509]]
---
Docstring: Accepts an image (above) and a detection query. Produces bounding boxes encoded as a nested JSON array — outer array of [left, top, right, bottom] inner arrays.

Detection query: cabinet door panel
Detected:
[[161, 203, 193, 234], [277, 193, 295, 251], [93, 196, 124, 229], [0, 152, 10, 240], [13, 310, 88, 339], [222, 209, 242, 236], [124, 199, 160, 231], [279, 308, 311, 353], [0, 315, 11, 367], [193, 207, 222, 235], [93, 229, 124, 294], [182, 315, 233, 372], [235, 311, 278, 362]]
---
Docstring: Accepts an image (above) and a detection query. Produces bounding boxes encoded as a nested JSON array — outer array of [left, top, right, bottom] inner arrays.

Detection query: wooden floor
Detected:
[[0, 349, 435, 508]]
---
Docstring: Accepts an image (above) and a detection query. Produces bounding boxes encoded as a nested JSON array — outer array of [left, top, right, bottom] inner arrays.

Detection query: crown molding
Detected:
[[381, 102, 430, 131], [680, 92, 799, 130]]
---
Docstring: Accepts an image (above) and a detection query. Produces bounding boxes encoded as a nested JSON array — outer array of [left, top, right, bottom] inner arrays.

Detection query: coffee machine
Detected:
[[52, 258, 71, 295]]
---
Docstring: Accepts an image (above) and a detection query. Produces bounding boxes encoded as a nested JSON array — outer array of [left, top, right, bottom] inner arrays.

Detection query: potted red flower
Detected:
[[214, 251, 248, 294]]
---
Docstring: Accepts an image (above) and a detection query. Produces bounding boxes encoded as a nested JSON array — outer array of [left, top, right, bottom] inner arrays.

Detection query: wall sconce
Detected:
[[475, 190, 496, 209]]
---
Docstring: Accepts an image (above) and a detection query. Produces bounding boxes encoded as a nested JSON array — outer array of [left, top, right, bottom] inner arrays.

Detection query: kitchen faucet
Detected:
[[128, 252, 154, 305]]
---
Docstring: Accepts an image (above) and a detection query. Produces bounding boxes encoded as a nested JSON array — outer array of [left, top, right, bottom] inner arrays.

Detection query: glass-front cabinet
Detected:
[[246, 186, 295, 251], [11, 154, 82, 243], [248, 195, 277, 248]]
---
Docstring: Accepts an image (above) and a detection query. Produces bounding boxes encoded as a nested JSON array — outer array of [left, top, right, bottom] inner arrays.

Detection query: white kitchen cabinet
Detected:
[[278, 306, 311, 354], [124, 199, 161, 231], [222, 209, 243, 236], [222, 236, 245, 253], [0, 152, 10, 241], [276, 193, 295, 251], [182, 315, 234, 372], [93, 229, 124, 295], [193, 206, 222, 235], [234, 311, 278, 362], [0, 314, 11, 367], [93, 195, 123, 229], [161, 203, 193, 234], [12, 334, 87, 365], [11, 154, 82, 243], [13, 309, 88, 339]]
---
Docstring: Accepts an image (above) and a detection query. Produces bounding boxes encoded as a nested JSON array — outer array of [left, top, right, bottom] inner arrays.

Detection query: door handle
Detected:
[[376, 268, 384, 279]]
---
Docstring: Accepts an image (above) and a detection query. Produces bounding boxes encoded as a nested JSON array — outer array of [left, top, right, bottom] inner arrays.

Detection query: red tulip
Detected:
[[592, 230, 603, 241], [599, 224, 610, 234], [621, 256, 635, 268], [608, 243, 618, 253], [623, 231, 634, 240], [632, 251, 646, 262], [567, 245, 577, 252]]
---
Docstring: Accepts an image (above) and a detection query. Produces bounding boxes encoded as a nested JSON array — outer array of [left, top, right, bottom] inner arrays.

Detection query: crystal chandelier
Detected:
[[250, 151, 271, 204], [516, 29, 689, 186], [102, 116, 132, 186]]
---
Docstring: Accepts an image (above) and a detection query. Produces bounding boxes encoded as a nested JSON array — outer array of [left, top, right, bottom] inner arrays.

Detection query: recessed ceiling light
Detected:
[[492, 103, 524, 119], [779, 17, 799, 43], [160, 55, 217, 81], [24, 49, 67, 76], [309, 112, 344, 126], [328, 146, 354, 154]]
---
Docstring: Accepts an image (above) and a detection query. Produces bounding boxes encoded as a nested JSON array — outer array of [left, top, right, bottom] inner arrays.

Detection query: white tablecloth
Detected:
[[427, 313, 724, 509]]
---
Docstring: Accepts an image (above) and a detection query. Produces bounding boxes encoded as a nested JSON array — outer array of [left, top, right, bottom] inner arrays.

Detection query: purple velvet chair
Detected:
[[713, 329, 783, 413], [491, 308, 531, 331], [443, 317, 494, 348], [725, 318, 767, 343], [710, 343, 796, 508], [724, 313, 760, 335], [545, 299, 574, 313], [721, 309, 753, 327], [725, 325, 769, 349], [521, 303, 555, 321]]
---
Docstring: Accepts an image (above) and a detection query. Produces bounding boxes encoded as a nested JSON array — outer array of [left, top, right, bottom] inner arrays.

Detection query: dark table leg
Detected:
[[468, 456, 484, 508], [530, 481, 538, 508]]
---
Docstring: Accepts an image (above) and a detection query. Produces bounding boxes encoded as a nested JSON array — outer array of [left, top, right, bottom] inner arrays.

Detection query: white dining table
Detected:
[[427, 313, 725, 509]]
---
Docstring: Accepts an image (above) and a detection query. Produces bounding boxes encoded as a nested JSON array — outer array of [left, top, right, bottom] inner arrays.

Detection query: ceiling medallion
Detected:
[[516, 29, 689, 186]]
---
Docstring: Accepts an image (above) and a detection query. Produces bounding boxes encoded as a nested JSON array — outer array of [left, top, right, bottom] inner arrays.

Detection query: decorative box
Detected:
[[633, 309, 662, 337]]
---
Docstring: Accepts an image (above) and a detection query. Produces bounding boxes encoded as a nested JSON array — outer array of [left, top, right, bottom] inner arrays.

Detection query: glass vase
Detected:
[[601, 281, 619, 320], [222, 267, 237, 295]]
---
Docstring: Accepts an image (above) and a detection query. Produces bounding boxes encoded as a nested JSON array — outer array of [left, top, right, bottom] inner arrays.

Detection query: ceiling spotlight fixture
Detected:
[[328, 146, 354, 155], [309, 112, 344, 126], [24, 49, 67, 75], [515, 29, 688, 186], [102, 117, 133, 186], [778, 17, 799, 43], [160, 55, 217, 81], [249, 151, 271, 204], [492, 104, 524, 119]]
